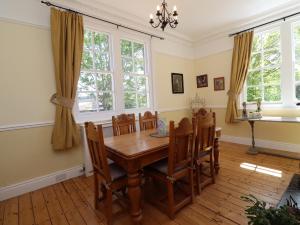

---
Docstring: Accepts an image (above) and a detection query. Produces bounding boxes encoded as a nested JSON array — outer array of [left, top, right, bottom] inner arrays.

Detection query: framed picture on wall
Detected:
[[214, 77, 225, 91], [171, 73, 184, 94], [196, 74, 208, 88]]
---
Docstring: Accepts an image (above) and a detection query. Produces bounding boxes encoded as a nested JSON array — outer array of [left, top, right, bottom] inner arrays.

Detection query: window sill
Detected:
[[239, 103, 300, 110]]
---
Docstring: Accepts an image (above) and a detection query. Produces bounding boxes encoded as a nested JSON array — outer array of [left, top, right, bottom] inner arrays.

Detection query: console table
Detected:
[[237, 116, 300, 154]]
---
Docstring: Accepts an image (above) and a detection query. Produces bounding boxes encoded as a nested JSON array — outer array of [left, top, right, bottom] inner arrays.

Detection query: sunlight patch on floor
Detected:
[[240, 162, 282, 177]]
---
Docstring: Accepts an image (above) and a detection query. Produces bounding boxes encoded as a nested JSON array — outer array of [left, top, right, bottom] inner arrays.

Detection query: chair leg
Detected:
[[210, 152, 215, 184], [94, 175, 99, 209], [196, 163, 202, 195], [189, 168, 194, 203], [105, 189, 113, 225], [167, 181, 175, 220]]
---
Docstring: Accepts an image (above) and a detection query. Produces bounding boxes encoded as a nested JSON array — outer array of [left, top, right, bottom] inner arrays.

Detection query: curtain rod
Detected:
[[229, 11, 300, 37], [41, 1, 164, 40]]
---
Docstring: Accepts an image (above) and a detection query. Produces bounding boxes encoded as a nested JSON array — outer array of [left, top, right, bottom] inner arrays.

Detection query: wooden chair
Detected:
[[145, 118, 195, 219], [194, 111, 216, 194], [112, 113, 136, 136], [84, 122, 128, 225], [139, 111, 158, 131]]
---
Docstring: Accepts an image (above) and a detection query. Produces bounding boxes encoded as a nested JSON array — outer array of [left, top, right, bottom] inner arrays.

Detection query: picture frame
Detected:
[[214, 77, 225, 91], [196, 74, 208, 88], [171, 73, 184, 94]]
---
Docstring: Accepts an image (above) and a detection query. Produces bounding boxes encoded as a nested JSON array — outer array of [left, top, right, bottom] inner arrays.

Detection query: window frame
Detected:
[[292, 21, 300, 101], [240, 18, 300, 109], [73, 20, 154, 123]]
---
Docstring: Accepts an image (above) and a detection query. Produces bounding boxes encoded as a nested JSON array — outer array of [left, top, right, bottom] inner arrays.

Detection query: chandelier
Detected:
[[149, 0, 178, 31]]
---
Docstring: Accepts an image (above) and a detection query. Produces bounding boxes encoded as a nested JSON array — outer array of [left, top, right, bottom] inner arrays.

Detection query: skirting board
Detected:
[[0, 165, 84, 201], [221, 135, 300, 154]]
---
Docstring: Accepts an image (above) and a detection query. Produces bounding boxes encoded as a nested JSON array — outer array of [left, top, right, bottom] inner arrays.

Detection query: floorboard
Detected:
[[1, 141, 299, 225]]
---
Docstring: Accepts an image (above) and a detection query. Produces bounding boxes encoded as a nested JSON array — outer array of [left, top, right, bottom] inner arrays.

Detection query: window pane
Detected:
[[97, 92, 113, 111], [252, 35, 261, 53], [82, 50, 93, 69], [263, 30, 280, 50], [133, 43, 144, 59], [295, 64, 300, 81], [137, 93, 148, 108], [247, 70, 261, 86], [94, 33, 109, 52], [295, 44, 300, 62], [122, 58, 133, 73], [136, 76, 147, 93], [296, 84, 300, 100], [121, 40, 132, 57], [247, 86, 262, 102], [124, 92, 136, 109], [123, 75, 136, 92], [78, 72, 96, 92], [95, 74, 112, 92], [134, 58, 145, 74], [250, 53, 261, 70], [264, 85, 281, 102], [78, 92, 97, 112], [294, 26, 300, 42], [94, 52, 110, 71], [84, 31, 93, 50], [263, 67, 280, 85], [263, 49, 280, 67]]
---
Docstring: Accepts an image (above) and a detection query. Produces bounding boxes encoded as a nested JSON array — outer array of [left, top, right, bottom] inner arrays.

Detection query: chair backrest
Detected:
[[84, 122, 112, 183], [112, 113, 136, 136], [193, 108, 212, 117], [168, 118, 196, 175], [139, 111, 158, 131], [194, 112, 216, 158]]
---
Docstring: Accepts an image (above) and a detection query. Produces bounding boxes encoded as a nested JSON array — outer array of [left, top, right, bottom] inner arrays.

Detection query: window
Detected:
[[245, 28, 281, 103], [76, 26, 153, 120], [293, 23, 300, 100], [78, 30, 114, 112], [121, 39, 150, 109]]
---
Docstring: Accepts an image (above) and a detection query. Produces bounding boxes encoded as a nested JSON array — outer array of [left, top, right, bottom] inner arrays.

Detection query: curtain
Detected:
[[50, 8, 84, 150], [225, 31, 254, 124]]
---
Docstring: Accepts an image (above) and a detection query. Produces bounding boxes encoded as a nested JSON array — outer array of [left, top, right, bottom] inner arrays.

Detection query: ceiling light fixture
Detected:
[[149, 0, 178, 31]]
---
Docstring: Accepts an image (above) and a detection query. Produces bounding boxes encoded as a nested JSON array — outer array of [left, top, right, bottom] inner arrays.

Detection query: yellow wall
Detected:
[[0, 20, 195, 187], [195, 50, 300, 145]]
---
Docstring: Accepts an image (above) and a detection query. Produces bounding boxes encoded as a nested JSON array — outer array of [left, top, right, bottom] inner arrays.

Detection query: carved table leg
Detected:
[[128, 171, 142, 225], [214, 137, 220, 174], [247, 120, 258, 155]]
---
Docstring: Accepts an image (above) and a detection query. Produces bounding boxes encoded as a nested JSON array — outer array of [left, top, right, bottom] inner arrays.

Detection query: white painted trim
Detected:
[[221, 135, 300, 153], [0, 16, 49, 30], [0, 121, 55, 132], [0, 165, 84, 201]]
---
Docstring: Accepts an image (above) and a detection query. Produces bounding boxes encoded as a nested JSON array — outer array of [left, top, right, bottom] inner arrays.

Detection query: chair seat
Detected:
[[146, 159, 187, 175], [109, 163, 127, 181]]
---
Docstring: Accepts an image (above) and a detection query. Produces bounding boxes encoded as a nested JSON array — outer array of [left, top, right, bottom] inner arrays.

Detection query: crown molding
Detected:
[[194, 0, 300, 44]]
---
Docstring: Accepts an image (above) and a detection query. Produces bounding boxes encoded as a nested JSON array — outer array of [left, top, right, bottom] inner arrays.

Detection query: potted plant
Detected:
[[241, 195, 300, 225]]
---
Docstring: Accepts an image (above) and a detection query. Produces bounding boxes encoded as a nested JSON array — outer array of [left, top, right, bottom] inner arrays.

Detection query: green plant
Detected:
[[241, 194, 300, 225]]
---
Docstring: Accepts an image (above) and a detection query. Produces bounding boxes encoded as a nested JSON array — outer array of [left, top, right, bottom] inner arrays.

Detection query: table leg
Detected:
[[128, 171, 142, 225], [214, 137, 220, 174], [247, 120, 258, 155]]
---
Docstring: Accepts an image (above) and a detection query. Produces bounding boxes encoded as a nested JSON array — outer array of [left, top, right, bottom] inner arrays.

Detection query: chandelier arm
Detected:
[[151, 21, 161, 28]]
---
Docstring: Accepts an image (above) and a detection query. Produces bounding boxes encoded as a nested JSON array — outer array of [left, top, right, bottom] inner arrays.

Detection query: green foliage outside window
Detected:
[[293, 25, 300, 100], [246, 29, 281, 103], [79, 30, 113, 112]]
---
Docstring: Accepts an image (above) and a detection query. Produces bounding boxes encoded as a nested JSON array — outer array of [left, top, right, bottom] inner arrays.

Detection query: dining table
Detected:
[[104, 127, 222, 224]]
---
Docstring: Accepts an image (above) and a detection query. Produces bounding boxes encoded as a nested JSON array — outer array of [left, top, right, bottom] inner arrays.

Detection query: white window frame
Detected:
[[240, 18, 300, 110], [292, 21, 300, 101], [74, 19, 154, 123]]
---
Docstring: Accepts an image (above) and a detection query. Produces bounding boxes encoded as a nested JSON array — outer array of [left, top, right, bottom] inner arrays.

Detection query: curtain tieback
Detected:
[[227, 90, 238, 99], [50, 93, 74, 109]]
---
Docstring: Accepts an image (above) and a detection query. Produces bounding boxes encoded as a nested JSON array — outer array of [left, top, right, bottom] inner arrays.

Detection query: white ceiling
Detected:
[[75, 0, 300, 41]]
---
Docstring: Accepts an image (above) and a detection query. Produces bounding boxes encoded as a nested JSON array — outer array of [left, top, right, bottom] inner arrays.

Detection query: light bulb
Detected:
[[156, 5, 160, 11], [173, 5, 177, 11], [149, 14, 154, 19], [174, 16, 178, 20]]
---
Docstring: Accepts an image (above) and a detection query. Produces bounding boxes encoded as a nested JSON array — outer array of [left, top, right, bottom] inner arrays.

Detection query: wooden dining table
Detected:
[[104, 127, 222, 224]]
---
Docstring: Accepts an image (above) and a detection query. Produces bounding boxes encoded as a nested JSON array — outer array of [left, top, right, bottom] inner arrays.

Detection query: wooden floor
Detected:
[[1, 141, 299, 225]]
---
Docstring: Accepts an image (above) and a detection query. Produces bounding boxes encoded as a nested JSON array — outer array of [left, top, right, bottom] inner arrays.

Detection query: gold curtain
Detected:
[[50, 8, 84, 150], [225, 31, 254, 124]]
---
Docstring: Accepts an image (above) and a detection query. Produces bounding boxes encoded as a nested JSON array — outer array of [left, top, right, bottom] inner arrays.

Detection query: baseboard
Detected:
[[221, 135, 300, 154], [0, 165, 84, 201]]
